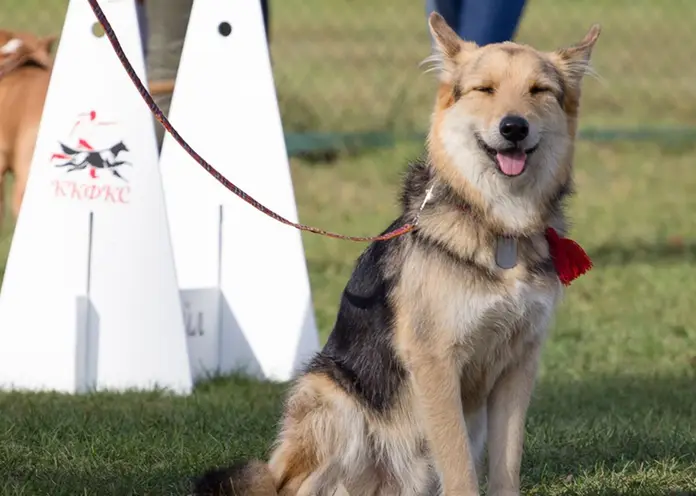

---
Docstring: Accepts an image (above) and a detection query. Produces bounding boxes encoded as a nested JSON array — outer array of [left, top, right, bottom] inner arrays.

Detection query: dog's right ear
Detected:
[[428, 12, 477, 59], [426, 12, 477, 84], [428, 13, 461, 59]]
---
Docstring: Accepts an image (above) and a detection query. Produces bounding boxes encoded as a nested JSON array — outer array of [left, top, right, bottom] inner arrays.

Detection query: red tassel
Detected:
[[545, 227, 593, 286]]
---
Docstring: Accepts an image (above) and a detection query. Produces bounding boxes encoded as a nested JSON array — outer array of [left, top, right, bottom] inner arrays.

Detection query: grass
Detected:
[[2, 0, 696, 495], [2, 141, 696, 495]]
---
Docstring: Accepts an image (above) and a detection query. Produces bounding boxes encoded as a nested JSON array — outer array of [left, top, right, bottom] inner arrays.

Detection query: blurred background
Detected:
[[6, 0, 696, 153], [4, 0, 696, 337]]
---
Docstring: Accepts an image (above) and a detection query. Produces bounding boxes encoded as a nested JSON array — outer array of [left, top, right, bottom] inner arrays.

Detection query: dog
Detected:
[[0, 29, 56, 227], [192, 12, 600, 496], [0, 27, 173, 228]]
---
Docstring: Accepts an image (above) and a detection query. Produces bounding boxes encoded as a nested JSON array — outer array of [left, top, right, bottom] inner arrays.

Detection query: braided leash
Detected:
[[86, 0, 417, 242]]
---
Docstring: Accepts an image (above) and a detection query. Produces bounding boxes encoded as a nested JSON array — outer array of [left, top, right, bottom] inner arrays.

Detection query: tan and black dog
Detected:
[[193, 12, 600, 496]]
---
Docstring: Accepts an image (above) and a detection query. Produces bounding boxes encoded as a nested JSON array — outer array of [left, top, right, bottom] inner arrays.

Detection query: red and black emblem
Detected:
[[51, 139, 131, 182]]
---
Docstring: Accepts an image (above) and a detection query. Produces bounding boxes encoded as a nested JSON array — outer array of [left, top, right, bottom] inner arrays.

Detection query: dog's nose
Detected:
[[499, 115, 529, 143]]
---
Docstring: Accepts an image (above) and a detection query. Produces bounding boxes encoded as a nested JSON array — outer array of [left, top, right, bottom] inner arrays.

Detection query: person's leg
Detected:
[[135, 0, 149, 57], [260, 0, 270, 42], [144, 0, 194, 149], [459, 0, 527, 45]]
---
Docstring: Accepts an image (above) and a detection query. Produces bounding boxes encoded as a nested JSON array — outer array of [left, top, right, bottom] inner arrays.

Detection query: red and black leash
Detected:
[[85, 0, 592, 285], [85, 0, 415, 243]]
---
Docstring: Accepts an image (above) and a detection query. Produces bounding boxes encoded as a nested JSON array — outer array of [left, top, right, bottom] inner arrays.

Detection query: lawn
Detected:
[[2, 0, 696, 495]]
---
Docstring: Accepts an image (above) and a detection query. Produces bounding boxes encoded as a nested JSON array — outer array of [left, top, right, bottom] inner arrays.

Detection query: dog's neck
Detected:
[[428, 154, 569, 236], [422, 138, 572, 235], [400, 159, 570, 271], [418, 185, 524, 269]]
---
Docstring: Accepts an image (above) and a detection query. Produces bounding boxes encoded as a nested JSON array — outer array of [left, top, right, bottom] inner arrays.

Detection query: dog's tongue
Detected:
[[497, 150, 527, 176]]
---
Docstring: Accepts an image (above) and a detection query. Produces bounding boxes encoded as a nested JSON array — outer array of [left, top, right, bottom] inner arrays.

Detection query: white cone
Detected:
[[159, 0, 320, 383], [0, 0, 193, 394]]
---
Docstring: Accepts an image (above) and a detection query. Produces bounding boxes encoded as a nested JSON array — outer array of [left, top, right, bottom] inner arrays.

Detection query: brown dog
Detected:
[[0, 29, 56, 227], [0, 27, 178, 229]]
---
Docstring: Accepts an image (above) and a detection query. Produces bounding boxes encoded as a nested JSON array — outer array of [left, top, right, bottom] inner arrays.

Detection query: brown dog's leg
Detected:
[[486, 344, 541, 496], [409, 349, 479, 496], [10, 128, 38, 220], [0, 153, 6, 230]]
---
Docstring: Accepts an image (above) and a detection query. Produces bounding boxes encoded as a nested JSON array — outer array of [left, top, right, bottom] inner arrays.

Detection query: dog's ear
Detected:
[[552, 24, 601, 88], [26, 47, 53, 69], [426, 12, 477, 83], [428, 12, 477, 58], [428, 12, 462, 59], [24, 35, 57, 69]]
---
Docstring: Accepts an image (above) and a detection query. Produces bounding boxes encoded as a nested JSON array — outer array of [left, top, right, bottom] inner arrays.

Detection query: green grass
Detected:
[[2, 140, 696, 495], [2, 0, 696, 494]]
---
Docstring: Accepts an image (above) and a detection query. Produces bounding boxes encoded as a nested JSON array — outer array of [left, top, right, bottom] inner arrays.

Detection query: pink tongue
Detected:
[[496, 151, 527, 176]]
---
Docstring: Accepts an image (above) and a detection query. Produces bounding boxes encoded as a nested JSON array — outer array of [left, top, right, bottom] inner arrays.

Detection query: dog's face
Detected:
[[425, 13, 600, 231], [0, 29, 57, 69]]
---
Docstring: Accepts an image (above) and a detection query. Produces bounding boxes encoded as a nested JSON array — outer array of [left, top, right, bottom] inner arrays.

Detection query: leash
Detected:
[[86, 0, 417, 243]]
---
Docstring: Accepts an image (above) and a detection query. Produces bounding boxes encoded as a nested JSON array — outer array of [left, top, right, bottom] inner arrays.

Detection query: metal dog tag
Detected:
[[495, 236, 518, 269]]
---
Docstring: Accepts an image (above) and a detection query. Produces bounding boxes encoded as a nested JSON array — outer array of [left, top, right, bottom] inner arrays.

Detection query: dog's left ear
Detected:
[[25, 35, 57, 69], [552, 24, 601, 89]]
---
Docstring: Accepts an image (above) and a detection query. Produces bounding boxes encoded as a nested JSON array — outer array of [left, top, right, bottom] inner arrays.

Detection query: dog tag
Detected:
[[495, 236, 518, 269]]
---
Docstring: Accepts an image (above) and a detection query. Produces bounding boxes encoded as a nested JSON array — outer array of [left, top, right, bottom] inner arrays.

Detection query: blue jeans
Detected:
[[425, 0, 527, 46]]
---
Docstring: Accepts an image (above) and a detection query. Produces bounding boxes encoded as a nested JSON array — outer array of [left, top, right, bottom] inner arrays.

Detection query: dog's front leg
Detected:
[[409, 351, 479, 496], [486, 344, 542, 496]]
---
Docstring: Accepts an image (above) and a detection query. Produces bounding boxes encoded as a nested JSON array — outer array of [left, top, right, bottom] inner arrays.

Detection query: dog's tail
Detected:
[[191, 460, 278, 496]]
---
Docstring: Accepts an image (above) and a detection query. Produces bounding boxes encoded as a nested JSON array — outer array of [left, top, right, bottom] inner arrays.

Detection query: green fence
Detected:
[[5, 0, 696, 155]]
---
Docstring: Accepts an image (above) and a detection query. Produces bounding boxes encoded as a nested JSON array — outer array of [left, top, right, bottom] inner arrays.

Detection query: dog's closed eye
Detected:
[[529, 85, 553, 95], [472, 86, 495, 95]]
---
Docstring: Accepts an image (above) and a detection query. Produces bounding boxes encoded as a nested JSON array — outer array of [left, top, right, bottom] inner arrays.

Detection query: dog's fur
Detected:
[[0, 29, 56, 227], [193, 13, 600, 496]]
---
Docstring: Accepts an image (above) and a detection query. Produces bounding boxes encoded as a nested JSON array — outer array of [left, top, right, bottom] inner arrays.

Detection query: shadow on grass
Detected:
[[523, 374, 696, 493], [1, 374, 694, 494], [589, 240, 696, 266]]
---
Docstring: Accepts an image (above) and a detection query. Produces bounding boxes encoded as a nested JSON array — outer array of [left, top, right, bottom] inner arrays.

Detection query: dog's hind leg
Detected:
[[11, 127, 39, 220], [269, 372, 368, 496], [0, 151, 7, 230]]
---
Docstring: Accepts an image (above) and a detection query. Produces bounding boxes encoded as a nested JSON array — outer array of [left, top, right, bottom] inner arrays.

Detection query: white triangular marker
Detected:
[[159, 0, 320, 383], [0, 0, 193, 395]]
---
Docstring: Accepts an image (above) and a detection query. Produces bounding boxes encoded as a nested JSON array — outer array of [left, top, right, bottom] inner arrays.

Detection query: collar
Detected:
[[418, 185, 593, 286]]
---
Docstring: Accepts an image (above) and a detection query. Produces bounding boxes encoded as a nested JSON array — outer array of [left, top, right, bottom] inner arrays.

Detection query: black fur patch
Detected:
[[305, 218, 408, 414], [527, 255, 556, 278], [413, 230, 499, 285], [542, 59, 567, 109], [399, 158, 432, 212], [548, 179, 574, 213], [191, 462, 248, 495], [452, 83, 462, 102]]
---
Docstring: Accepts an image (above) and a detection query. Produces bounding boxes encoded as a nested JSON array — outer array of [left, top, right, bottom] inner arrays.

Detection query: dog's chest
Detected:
[[443, 276, 560, 409], [448, 277, 558, 343]]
